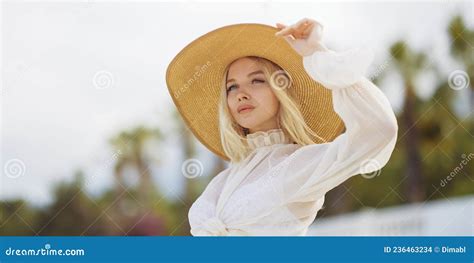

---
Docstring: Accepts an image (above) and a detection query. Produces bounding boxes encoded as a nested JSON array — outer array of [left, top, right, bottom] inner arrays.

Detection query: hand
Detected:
[[275, 18, 328, 56]]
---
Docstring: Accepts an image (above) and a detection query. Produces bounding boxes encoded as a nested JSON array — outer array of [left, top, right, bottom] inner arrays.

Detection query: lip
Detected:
[[237, 104, 255, 114]]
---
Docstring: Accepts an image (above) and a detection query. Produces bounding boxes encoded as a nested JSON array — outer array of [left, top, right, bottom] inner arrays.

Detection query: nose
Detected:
[[236, 88, 250, 102]]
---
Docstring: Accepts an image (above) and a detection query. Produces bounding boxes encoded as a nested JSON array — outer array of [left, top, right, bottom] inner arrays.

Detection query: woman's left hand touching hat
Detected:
[[275, 18, 329, 56]]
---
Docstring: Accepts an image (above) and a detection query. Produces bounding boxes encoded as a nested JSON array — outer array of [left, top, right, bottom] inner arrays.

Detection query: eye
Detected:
[[252, 78, 265, 84], [226, 84, 237, 93]]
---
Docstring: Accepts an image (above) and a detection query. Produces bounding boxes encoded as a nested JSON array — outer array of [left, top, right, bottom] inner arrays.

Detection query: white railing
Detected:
[[307, 195, 473, 236]]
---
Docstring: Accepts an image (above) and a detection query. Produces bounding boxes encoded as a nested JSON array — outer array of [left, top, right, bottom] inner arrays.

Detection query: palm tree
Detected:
[[448, 15, 474, 113], [389, 41, 427, 202], [445, 15, 474, 197], [109, 126, 162, 210]]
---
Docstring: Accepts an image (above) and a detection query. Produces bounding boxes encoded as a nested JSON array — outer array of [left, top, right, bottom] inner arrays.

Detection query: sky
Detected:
[[1, 0, 473, 206]]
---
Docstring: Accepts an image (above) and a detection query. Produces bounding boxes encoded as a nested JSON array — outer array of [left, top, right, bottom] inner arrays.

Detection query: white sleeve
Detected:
[[274, 47, 398, 204]]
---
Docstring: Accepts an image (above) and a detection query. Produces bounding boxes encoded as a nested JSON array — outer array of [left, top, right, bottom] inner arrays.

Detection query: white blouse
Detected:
[[188, 44, 399, 236]]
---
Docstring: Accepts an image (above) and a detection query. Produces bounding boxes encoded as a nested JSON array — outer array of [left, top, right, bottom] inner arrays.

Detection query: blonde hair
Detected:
[[218, 56, 325, 163]]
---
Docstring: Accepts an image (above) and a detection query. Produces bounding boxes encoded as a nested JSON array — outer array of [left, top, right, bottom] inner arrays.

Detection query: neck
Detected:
[[248, 120, 279, 134]]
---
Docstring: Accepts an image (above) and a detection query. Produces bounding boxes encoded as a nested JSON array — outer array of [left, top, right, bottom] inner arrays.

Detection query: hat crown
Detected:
[[246, 128, 291, 150]]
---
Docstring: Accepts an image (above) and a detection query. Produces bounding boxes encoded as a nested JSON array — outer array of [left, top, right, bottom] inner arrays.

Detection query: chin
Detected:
[[236, 120, 256, 130], [234, 112, 266, 132]]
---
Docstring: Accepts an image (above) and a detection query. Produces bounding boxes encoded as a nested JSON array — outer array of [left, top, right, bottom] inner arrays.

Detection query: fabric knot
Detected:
[[202, 216, 229, 236]]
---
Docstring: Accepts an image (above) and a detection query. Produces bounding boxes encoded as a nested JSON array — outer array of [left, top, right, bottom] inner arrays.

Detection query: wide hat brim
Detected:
[[166, 23, 344, 161]]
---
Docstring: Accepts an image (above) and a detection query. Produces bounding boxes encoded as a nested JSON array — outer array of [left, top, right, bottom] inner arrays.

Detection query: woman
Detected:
[[166, 18, 398, 236]]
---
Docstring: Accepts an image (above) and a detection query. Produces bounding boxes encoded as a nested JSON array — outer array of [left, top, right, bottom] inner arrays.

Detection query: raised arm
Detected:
[[273, 18, 398, 204]]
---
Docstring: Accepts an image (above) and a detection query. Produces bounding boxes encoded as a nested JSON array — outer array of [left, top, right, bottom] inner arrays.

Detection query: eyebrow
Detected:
[[226, 70, 264, 84]]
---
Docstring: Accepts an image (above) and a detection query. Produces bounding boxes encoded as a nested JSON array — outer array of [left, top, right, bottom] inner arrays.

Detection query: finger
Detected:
[[276, 24, 293, 34], [295, 18, 310, 29], [276, 23, 287, 29], [302, 18, 317, 29], [275, 26, 294, 37], [293, 18, 317, 38], [286, 19, 307, 38], [302, 22, 315, 36], [298, 19, 314, 32], [283, 35, 296, 45]]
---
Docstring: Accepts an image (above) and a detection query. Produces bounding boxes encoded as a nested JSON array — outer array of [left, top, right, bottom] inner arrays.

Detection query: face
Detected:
[[226, 57, 280, 134]]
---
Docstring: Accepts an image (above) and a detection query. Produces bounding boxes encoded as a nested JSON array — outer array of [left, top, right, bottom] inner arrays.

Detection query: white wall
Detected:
[[308, 195, 473, 236]]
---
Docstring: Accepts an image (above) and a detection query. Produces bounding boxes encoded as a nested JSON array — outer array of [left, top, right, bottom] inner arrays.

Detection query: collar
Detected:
[[246, 128, 292, 150]]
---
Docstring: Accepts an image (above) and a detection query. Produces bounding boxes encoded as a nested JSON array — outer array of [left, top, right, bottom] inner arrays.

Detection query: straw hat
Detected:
[[166, 23, 344, 161]]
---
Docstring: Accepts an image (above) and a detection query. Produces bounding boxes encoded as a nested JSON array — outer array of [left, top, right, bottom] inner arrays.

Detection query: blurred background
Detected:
[[1, 1, 473, 236]]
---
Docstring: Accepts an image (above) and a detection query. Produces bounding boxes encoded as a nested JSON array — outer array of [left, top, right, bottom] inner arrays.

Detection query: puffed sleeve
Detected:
[[274, 46, 398, 204]]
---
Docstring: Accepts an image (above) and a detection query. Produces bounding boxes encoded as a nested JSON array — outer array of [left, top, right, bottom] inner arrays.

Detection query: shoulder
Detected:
[[274, 142, 333, 170]]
